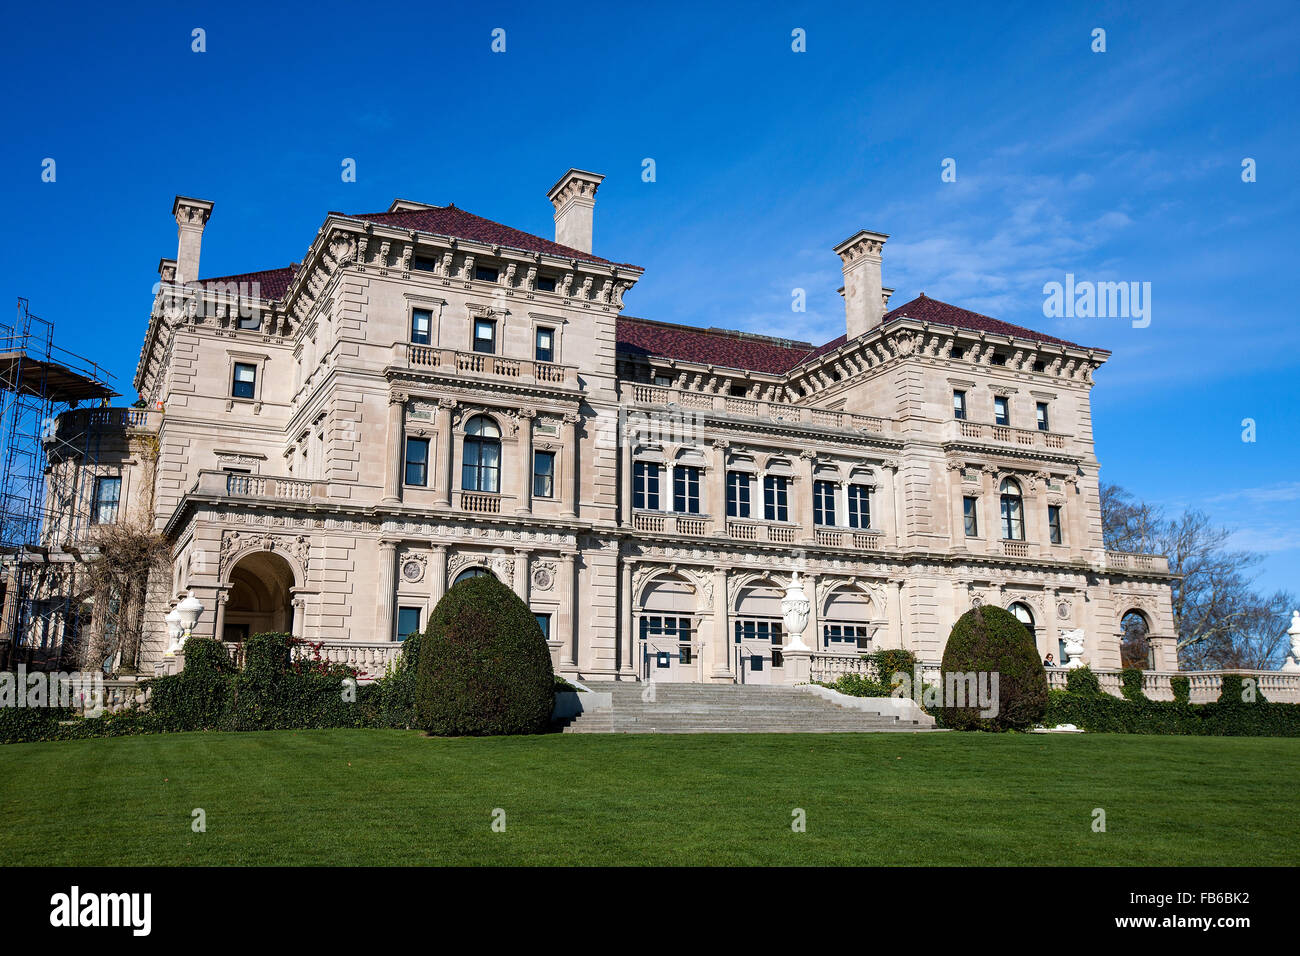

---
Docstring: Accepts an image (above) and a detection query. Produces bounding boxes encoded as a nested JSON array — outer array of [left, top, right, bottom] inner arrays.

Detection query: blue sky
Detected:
[[2, 1, 1297, 592]]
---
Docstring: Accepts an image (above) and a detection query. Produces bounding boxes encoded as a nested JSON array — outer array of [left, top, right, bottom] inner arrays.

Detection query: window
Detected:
[[533, 451, 555, 498], [231, 362, 257, 399], [999, 478, 1025, 540], [536, 275, 556, 292], [823, 624, 872, 651], [847, 484, 871, 529], [653, 373, 672, 387], [673, 466, 701, 514], [91, 476, 121, 525], [461, 415, 501, 493], [963, 496, 979, 537], [236, 312, 261, 331], [729, 383, 748, 397], [396, 607, 422, 642], [813, 480, 837, 526], [404, 437, 430, 486], [994, 396, 1009, 427], [633, 462, 661, 510], [1048, 504, 1063, 544], [411, 308, 432, 345], [473, 318, 496, 354], [412, 256, 437, 272], [734, 619, 784, 646], [641, 616, 693, 664], [535, 327, 555, 363], [1036, 402, 1050, 432], [991, 352, 1007, 366], [953, 390, 967, 420], [726, 471, 752, 518], [475, 265, 499, 283], [764, 475, 789, 521], [1009, 602, 1035, 640], [534, 613, 551, 641], [452, 567, 494, 586]]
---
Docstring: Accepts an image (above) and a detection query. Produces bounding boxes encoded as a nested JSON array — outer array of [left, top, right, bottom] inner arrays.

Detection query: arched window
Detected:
[[1120, 609, 1152, 669], [462, 415, 501, 493], [1008, 602, 1035, 640], [453, 567, 495, 586], [999, 478, 1024, 540]]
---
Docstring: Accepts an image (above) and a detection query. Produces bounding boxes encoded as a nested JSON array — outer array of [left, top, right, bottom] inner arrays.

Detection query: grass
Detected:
[[1, 730, 1296, 865]]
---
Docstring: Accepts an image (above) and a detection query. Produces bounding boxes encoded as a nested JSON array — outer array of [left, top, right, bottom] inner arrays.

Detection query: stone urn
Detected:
[[1284, 610, 1300, 672], [781, 572, 812, 652], [1061, 629, 1086, 669]]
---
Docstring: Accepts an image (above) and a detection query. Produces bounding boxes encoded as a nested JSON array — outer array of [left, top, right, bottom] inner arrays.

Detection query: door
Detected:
[[734, 618, 784, 685], [640, 615, 697, 682]]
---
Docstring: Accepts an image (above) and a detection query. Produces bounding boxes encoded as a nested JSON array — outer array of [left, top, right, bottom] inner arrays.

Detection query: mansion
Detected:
[[30, 169, 1177, 682]]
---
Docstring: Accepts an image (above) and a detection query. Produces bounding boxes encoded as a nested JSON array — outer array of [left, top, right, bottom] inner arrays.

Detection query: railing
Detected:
[[1104, 550, 1171, 573], [726, 520, 798, 544], [629, 384, 887, 434], [631, 512, 709, 535], [205, 470, 320, 502], [406, 345, 576, 388], [1002, 541, 1029, 558], [946, 419, 1068, 451], [815, 528, 882, 550], [460, 491, 502, 514], [1044, 667, 1300, 704], [55, 406, 162, 438]]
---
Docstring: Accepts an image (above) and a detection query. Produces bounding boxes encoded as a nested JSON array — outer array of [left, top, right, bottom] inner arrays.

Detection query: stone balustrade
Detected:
[[406, 344, 576, 388], [629, 383, 887, 434], [191, 469, 325, 503], [944, 418, 1068, 451], [1104, 550, 1171, 573]]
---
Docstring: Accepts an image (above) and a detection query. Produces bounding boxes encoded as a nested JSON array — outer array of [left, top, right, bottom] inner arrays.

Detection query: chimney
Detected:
[[833, 230, 889, 338], [546, 169, 603, 254], [172, 196, 214, 285]]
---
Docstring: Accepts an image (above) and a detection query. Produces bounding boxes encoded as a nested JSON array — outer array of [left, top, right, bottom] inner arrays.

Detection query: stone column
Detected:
[[1066, 478, 1086, 559], [375, 539, 397, 641], [516, 410, 535, 515], [980, 465, 997, 544], [561, 412, 579, 519], [212, 587, 230, 644], [620, 413, 634, 528], [290, 590, 306, 640], [948, 465, 966, 549], [798, 450, 817, 542], [382, 392, 407, 503], [710, 438, 729, 533], [619, 557, 633, 676], [434, 398, 455, 508], [887, 578, 906, 651], [513, 549, 531, 602], [880, 461, 900, 547], [804, 572, 821, 651], [430, 545, 448, 605], [559, 550, 578, 666], [710, 567, 731, 680]]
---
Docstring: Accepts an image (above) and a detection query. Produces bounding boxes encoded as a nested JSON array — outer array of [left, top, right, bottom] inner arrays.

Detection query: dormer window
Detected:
[[536, 275, 557, 293], [991, 353, 1007, 366], [475, 265, 499, 283], [653, 373, 672, 388], [730, 383, 748, 397], [412, 256, 437, 272]]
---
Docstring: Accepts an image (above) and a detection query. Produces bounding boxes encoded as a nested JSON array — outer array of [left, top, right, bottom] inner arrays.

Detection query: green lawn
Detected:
[[1, 730, 1295, 865]]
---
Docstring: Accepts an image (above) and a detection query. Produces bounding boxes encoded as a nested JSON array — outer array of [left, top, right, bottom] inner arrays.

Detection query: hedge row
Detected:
[[818, 650, 919, 698], [0, 633, 423, 745]]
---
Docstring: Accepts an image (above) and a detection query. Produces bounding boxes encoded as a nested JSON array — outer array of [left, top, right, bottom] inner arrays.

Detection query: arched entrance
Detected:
[[1120, 609, 1152, 669], [734, 578, 785, 684], [223, 551, 297, 642], [822, 586, 875, 653], [638, 573, 699, 681]]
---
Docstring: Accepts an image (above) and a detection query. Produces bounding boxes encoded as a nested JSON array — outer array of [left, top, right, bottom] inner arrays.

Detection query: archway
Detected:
[[734, 578, 786, 683], [223, 551, 296, 642], [822, 587, 874, 653], [638, 572, 698, 681], [452, 567, 495, 587], [1120, 609, 1152, 669]]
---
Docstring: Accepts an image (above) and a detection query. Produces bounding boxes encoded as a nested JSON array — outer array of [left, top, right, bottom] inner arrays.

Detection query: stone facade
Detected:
[[49, 169, 1177, 681]]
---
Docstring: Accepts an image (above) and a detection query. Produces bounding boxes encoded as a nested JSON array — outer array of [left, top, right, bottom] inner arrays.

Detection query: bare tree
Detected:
[[82, 522, 170, 673], [1100, 482, 1293, 669]]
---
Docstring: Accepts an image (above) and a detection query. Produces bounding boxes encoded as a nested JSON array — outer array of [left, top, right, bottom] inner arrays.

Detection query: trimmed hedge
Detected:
[[819, 650, 920, 698], [936, 605, 1048, 731], [1065, 666, 1103, 696], [1171, 676, 1191, 704], [1046, 689, 1300, 737], [415, 573, 555, 736], [1120, 668, 1147, 702]]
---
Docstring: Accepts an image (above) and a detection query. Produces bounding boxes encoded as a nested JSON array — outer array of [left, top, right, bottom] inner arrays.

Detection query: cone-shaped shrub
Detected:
[[415, 573, 555, 735], [937, 604, 1048, 731]]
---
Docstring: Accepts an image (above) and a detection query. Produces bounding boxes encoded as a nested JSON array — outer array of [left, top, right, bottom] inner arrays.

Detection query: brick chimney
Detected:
[[172, 196, 214, 285], [834, 230, 889, 339], [547, 169, 603, 254]]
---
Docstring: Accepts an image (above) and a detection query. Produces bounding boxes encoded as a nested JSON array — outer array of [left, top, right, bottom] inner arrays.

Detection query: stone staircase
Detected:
[[558, 682, 937, 734]]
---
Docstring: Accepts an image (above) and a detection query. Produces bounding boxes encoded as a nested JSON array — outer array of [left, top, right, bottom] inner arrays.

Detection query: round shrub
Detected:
[[415, 573, 555, 736], [1065, 665, 1102, 696], [936, 605, 1048, 731]]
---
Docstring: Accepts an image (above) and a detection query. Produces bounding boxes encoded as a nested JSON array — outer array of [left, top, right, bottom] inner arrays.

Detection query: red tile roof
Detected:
[[619, 294, 1096, 375], [881, 294, 1091, 349], [198, 265, 300, 300], [341, 205, 638, 268], [616, 317, 815, 374]]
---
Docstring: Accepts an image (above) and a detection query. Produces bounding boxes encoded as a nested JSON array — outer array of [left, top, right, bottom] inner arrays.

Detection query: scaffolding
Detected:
[[0, 297, 116, 670]]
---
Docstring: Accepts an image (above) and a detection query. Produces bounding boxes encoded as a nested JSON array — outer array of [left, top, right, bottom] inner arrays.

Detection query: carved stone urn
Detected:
[[1061, 629, 1086, 669], [1284, 610, 1300, 672], [781, 571, 812, 652]]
